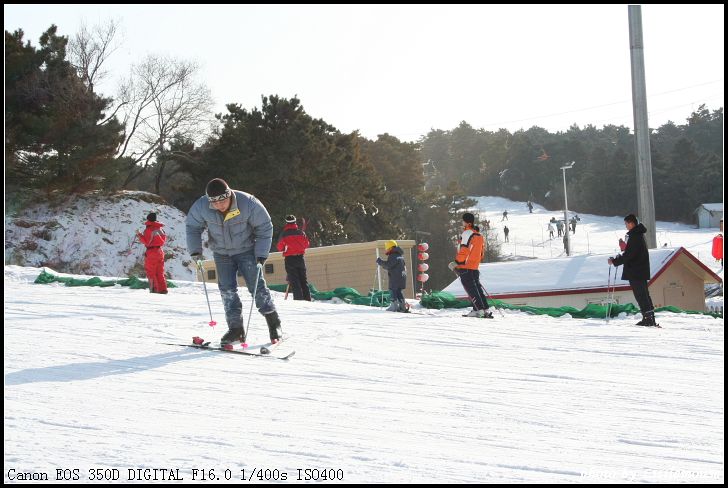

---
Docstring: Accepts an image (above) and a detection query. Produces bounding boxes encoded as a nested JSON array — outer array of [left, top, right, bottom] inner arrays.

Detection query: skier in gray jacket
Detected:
[[186, 178, 283, 345]]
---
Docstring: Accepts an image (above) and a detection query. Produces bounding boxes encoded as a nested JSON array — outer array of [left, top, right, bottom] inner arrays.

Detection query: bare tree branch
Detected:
[[113, 55, 214, 189], [68, 19, 121, 95]]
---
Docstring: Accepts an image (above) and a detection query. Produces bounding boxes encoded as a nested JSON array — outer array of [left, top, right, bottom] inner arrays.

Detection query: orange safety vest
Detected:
[[455, 225, 485, 270]]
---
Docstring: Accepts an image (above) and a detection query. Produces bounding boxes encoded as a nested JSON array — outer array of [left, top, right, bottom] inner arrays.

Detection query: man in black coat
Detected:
[[608, 214, 659, 327]]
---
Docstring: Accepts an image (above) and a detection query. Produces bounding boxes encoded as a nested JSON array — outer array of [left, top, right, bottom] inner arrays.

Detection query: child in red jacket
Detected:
[[276, 215, 311, 301], [136, 212, 168, 294]]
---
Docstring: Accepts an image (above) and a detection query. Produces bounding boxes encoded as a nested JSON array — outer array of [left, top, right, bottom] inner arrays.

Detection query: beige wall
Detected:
[[196, 240, 417, 299], [496, 290, 635, 310], [650, 255, 709, 311]]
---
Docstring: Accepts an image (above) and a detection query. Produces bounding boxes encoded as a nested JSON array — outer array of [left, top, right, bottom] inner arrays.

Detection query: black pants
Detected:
[[459, 269, 489, 311], [629, 280, 654, 315], [285, 255, 311, 301], [390, 288, 404, 301]]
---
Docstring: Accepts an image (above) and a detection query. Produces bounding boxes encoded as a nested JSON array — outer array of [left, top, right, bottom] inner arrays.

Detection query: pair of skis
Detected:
[[163, 336, 295, 360]]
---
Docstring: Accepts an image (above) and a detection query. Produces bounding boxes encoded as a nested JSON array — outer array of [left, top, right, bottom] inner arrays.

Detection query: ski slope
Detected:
[[4, 265, 724, 483], [470, 196, 722, 273]]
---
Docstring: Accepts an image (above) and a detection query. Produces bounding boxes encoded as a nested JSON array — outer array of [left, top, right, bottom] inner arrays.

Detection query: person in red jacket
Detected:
[[276, 215, 311, 301], [136, 212, 168, 294]]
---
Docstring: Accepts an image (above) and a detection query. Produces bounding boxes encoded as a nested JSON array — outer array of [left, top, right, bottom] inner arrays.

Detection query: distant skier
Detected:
[[608, 214, 659, 327], [548, 222, 556, 239], [136, 212, 168, 294], [501, 210, 508, 221], [376, 240, 408, 312], [556, 220, 563, 237], [449, 213, 493, 318], [503, 225, 510, 242], [527, 201, 533, 213], [570, 217, 577, 234]]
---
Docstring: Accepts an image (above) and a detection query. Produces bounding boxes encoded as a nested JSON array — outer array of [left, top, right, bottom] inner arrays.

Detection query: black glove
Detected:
[[256, 257, 267, 267], [191, 252, 202, 260]]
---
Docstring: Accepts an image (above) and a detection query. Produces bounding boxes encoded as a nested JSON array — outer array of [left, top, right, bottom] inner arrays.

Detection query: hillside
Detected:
[[5, 191, 197, 280], [5, 192, 722, 290]]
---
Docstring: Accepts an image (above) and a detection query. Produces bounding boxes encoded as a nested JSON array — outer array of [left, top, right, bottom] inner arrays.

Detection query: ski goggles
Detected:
[[207, 189, 232, 202]]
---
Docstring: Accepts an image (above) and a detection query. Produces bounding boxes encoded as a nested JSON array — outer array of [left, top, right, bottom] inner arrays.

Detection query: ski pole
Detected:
[[369, 266, 379, 308], [197, 260, 217, 328], [243, 263, 263, 345], [605, 265, 612, 322], [284, 282, 290, 300], [480, 284, 506, 318], [450, 268, 504, 317]]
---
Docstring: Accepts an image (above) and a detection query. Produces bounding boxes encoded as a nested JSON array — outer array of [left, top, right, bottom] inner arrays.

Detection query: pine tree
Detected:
[[5, 26, 124, 194]]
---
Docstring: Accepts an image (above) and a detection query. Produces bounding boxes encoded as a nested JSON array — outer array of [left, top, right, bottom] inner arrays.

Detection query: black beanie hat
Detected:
[[463, 212, 475, 224], [206, 178, 230, 199], [147, 212, 157, 222], [285, 215, 297, 223]]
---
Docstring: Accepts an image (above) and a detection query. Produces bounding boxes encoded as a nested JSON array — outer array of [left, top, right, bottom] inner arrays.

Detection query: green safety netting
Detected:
[[35, 269, 719, 319], [34, 269, 177, 290], [419, 290, 722, 319], [269, 282, 394, 306]]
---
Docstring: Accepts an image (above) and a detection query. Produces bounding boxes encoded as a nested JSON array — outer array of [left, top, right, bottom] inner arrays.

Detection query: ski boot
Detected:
[[220, 328, 245, 349], [264, 311, 283, 343]]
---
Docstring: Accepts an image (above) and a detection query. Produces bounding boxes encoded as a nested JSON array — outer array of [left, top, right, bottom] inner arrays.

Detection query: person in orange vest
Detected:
[[136, 212, 168, 294], [449, 212, 493, 318]]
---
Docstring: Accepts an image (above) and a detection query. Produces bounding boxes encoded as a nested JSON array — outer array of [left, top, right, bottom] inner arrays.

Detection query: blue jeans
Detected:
[[214, 252, 276, 329]]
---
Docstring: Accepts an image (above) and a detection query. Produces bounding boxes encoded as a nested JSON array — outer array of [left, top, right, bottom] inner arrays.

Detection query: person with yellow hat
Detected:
[[376, 240, 409, 312]]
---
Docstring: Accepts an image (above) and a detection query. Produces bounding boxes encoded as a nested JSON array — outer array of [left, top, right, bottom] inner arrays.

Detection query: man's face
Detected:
[[211, 197, 231, 213], [625, 220, 636, 231]]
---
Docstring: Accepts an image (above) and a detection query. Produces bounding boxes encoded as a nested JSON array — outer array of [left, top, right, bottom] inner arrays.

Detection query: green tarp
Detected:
[[34, 270, 720, 319], [419, 290, 722, 319], [269, 282, 393, 306], [34, 269, 177, 290]]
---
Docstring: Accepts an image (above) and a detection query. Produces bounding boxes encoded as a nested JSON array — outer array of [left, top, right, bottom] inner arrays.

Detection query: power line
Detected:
[[477, 79, 724, 128], [388, 79, 724, 140]]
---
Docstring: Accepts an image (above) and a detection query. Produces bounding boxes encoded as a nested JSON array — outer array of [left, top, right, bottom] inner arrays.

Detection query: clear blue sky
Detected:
[[4, 4, 724, 142]]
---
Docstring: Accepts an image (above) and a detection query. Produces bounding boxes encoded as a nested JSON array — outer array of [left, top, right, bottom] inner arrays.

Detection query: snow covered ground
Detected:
[[470, 196, 721, 272], [4, 265, 724, 483], [5, 191, 197, 281]]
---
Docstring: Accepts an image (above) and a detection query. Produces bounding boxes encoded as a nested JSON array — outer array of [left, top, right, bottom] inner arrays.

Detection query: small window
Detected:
[[207, 270, 216, 281], [265, 263, 274, 274]]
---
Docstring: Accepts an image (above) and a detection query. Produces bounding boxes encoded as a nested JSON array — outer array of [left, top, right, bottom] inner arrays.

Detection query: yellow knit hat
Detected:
[[384, 240, 398, 251]]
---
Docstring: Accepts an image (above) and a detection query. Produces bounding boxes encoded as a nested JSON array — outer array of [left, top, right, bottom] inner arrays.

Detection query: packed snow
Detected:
[[4, 264, 723, 483], [469, 196, 721, 272], [5, 191, 197, 281]]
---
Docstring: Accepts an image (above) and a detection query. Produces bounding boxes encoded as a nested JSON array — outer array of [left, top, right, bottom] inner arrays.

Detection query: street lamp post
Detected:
[[560, 161, 576, 256]]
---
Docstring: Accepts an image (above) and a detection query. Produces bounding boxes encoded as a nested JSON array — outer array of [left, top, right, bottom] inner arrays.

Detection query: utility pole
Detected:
[[628, 5, 657, 248], [560, 162, 575, 256]]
